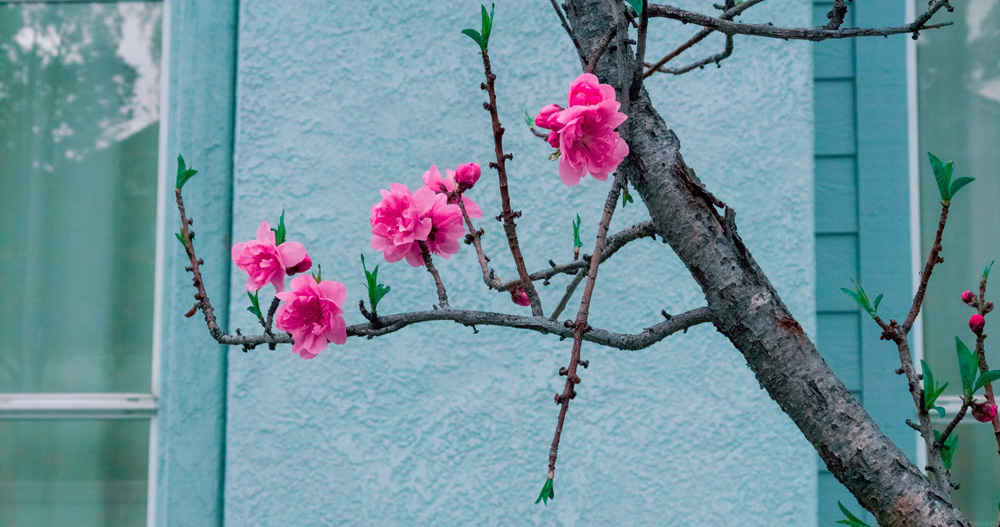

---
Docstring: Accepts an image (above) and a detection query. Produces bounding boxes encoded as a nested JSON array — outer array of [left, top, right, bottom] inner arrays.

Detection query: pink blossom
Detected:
[[535, 73, 629, 186], [371, 183, 432, 264], [370, 183, 465, 267], [567, 73, 617, 107], [972, 400, 998, 423], [422, 165, 482, 218], [274, 275, 347, 359], [962, 290, 975, 304], [232, 222, 310, 292], [970, 314, 986, 334], [511, 287, 530, 307], [455, 162, 481, 191]]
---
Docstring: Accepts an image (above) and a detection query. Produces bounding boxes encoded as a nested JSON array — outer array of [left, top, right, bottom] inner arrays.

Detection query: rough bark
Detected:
[[563, 1, 972, 525]]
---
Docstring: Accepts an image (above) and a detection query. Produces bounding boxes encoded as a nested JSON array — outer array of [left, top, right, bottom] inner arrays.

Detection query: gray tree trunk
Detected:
[[563, 1, 972, 525]]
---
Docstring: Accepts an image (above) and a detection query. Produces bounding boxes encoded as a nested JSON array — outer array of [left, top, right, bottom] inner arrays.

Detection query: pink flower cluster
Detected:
[[231, 222, 311, 292], [232, 221, 346, 359], [535, 73, 629, 186], [370, 163, 481, 267]]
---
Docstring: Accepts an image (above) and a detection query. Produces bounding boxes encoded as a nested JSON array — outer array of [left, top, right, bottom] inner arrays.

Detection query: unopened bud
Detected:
[[962, 290, 976, 304], [970, 314, 986, 334], [455, 162, 481, 191], [986, 302, 995, 314], [972, 401, 998, 423], [511, 287, 530, 307]]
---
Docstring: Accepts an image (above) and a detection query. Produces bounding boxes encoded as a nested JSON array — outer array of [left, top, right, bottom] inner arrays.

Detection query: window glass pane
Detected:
[[0, 3, 162, 392], [918, 3, 1000, 524], [0, 419, 149, 526]]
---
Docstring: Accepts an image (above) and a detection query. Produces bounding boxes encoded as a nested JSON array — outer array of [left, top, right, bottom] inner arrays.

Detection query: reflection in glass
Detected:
[[0, 3, 162, 392], [918, 2, 1000, 524], [0, 419, 149, 526]]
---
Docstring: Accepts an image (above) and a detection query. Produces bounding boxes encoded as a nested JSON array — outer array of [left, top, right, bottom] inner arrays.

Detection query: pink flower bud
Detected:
[[970, 314, 986, 334], [511, 288, 530, 307], [972, 400, 998, 423], [961, 290, 975, 304], [455, 162, 481, 191], [534, 104, 563, 130], [285, 253, 312, 276]]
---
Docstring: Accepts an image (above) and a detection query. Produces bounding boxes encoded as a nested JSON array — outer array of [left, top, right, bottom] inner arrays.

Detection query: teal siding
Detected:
[[813, 0, 915, 524], [155, 1, 238, 525]]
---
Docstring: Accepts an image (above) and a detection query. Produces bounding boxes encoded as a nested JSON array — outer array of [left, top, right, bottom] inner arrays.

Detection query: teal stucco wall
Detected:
[[223, 1, 817, 525]]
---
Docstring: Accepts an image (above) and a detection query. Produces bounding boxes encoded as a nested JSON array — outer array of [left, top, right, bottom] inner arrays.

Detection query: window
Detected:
[[0, 2, 163, 525], [917, 2, 1000, 524]]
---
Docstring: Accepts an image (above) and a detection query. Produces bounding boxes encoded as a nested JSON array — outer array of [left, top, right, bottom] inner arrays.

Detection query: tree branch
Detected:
[[480, 49, 544, 316], [458, 199, 504, 291], [550, 0, 586, 66], [973, 273, 1000, 457], [419, 241, 450, 309], [903, 202, 949, 333], [498, 220, 657, 291], [549, 270, 585, 320], [647, 0, 953, 42]]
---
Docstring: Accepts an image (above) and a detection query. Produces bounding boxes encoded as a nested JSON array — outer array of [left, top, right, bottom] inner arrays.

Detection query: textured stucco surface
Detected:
[[226, 1, 816, 525]]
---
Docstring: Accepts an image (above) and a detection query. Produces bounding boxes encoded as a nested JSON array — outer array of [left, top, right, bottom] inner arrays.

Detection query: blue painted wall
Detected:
[[221, 1, 816, 525]]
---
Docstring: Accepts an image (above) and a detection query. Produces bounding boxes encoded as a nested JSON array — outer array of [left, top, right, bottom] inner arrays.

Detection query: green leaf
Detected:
[[175, 231, 187, 247], [361, 254, 390, 312], [481, 4, 495, 46], [311, 263, 322, 283], [985, 260, 995, 280], [534, 477, 555, 505], [873, 294, 883, 314], [974, 370, 1000, 394], [935, 429, 958, 469], [626, 0, 643, 15], [525, 111, 536, 128], [928, 152, 953, 201], [247, 290, 262, 319], [271, 210, 286, 245], [842, 281, 876, 316], [836, 501, 871, 527], [462, 28, 485, 51], [621, 186, 634, 208], [956, 337, 979, 397], [572, 214, 583, 249], [175, 155, 198, 190], [921, 360, 949, 416], [949, 177, 975, 199]]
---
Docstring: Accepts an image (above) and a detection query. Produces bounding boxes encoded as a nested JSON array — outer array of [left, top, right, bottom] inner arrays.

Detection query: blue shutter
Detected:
[[813, 0, 915, 524], [154, 1, 238, 525]]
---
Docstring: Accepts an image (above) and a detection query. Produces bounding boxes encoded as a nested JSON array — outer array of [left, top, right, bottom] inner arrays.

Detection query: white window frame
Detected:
[[0, 2, 168, 526]]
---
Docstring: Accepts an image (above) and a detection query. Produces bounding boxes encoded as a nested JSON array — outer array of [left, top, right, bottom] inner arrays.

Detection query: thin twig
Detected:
[[550, 0, 586, 66], [973, 273, 1000, 457], [903, 203, 949, 333], [824, 0, 848, 30], [498, 220, 656, 291], [175, 188, 225, 342], [458, 199, 504, 290], [480, 49, 544, 316], [647, 0, 953, 42], [934, 402, 969, 449], [642, 0, 764, 78], [549, 271, 585, 320], [646, 35, 734, 76], [585, 25, 617, 74], [419, 241, 450, 309]]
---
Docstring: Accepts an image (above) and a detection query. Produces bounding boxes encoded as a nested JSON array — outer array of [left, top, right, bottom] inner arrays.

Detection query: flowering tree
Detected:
[[172, 1, 996, 525]]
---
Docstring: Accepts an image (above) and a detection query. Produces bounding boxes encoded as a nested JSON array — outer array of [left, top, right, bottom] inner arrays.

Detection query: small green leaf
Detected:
[[361, 254, 390, 312], [572, 214, 583, 249], [621, 186, 634, 208], [247, 290, 262, 319], [921, 360, 949, 415], [873, 294, 883, 314], [175, 155, 198, 190], [311, 263, 322, 283], [974, 370, 1000, 394], [836, 501, 871, 527], [626, 0, 643, 15], [271, 210, 286, 245], [481, 4, 495, 46], [175, 231, 187, 247], [928, 152, 953, 201], [956, 337, 979, 397], [985, 260, 995, 280], [935, 429, 958, 469], [462, 28, 485, 51], [525, 111, 536, 128], [534, 477, 555, 505], [842, 281, 876, 316], [949, 177, 975, 199]]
